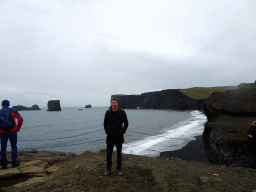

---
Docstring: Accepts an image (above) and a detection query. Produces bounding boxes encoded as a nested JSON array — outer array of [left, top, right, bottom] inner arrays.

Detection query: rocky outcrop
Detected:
[[0, 150, 77, 188], [112, 89, 204, 110], [203, 83, 256, 168], [12, 105, 41, 111], [47, 100, 61, 111]]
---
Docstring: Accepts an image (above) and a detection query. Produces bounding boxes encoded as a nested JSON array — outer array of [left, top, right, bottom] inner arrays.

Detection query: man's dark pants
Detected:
[[107, 143, 122, 170], [1, 131, 18, 166]]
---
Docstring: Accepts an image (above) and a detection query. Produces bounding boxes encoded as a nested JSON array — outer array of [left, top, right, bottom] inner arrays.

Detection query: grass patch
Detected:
[[80, 150, 94, 155], [179, 86, 238, 99], [226, 167, 242, 173], [191, 161, 200, 165], [98, 148, 107, 153]]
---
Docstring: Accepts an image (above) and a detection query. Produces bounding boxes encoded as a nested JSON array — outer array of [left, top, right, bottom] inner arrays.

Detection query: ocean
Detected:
[[6, 107, 207, 157]]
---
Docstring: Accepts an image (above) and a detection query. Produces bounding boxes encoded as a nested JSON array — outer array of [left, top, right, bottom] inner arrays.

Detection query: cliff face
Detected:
[[203, 84, 256, 167], [113, 89, 204, 110], [47, 100, 61, 111]]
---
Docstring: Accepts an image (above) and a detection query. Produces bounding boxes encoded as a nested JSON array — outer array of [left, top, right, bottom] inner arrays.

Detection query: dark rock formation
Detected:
[[112, 89, 204, 110], [0, 150, 77, 186], [203, 83, 256, 168], [47, 100, 61, 111], [12, 105, 41, 111], [85, 104, 92, 108]]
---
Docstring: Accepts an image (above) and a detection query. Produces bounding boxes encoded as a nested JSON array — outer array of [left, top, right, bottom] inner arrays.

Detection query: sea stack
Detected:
[[47, 100, 61, 111]]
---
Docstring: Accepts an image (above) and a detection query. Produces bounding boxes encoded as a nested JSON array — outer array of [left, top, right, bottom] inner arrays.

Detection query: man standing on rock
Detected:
[[103, 98, 128, 176], [0, 100, 23, 169]]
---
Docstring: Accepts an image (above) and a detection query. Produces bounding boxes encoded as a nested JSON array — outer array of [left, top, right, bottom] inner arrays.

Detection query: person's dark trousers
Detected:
[[1, 131, 18, 166], [107, 143, 122, 170]]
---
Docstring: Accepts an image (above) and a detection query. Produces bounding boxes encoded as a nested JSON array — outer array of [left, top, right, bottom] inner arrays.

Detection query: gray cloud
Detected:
[[0, 0, 255, 107]]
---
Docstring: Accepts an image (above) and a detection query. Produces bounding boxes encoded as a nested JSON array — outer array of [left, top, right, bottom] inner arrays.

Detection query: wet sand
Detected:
[[159, 135, 209, 163]]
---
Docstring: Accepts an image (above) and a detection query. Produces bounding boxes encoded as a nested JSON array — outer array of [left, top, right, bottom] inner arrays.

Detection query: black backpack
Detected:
[[0, 108, 15, 131]]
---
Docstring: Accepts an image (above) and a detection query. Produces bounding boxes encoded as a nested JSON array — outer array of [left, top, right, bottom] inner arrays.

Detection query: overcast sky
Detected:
[[1, 0, 255, 107]]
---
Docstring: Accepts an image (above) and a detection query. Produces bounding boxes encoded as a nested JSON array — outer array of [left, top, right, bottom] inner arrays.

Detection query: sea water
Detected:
[[5, 107, 207, 157]]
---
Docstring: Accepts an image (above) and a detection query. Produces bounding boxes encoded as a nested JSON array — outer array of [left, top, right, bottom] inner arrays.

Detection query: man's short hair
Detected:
[[111, 98, 119, 103]]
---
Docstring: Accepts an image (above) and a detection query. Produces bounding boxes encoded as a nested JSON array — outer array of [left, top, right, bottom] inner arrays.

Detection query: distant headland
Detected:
[[12, 104, 41, 111], [112, 86, 238, 111]]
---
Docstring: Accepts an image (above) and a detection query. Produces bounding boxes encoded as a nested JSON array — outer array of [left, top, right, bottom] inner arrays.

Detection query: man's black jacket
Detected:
[[103, 108, 128, 145]]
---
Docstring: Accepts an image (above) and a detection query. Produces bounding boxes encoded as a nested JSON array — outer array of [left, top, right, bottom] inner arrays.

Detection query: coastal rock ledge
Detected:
[[203, 83, 256, 168]]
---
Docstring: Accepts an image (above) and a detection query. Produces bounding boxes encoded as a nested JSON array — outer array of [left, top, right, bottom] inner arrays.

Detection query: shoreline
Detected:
[[2, 135, 208, 164], [159, 135, 209, 163]]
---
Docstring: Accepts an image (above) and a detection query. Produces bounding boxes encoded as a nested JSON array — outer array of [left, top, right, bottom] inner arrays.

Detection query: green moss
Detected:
[[179, 86, 238, 99], [98, 148, 107, 153], [226, 167, 242, 173], [80, 150, 94, 155]]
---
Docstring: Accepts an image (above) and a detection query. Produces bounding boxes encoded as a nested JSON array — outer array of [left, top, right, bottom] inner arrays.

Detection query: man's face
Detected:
[[111, 100, 118, 111]]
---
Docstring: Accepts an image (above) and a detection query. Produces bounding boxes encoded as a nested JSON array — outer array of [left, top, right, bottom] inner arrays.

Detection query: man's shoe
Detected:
[[2, 165, 8, 170], [104, 169, 111, 176], [117, 169, 123, 176]]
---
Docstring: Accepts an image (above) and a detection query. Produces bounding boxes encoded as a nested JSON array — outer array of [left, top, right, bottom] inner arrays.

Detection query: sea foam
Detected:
[[122, 110, 207, 157]]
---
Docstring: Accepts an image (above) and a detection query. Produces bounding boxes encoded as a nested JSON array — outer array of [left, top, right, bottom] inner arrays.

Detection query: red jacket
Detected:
[[0, 107, 23, 134]]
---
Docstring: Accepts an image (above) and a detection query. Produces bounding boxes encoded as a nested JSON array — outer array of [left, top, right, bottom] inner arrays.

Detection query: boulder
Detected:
[[203, 83, 256, 167], [47, 100, 61, 111], [13, 177, 50, 188], [0, 168, 21, 179], [0, 150, 77, 184]]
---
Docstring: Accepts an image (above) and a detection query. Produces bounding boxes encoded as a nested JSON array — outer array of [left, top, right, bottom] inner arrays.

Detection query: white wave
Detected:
[[122, 110, 207, 157]]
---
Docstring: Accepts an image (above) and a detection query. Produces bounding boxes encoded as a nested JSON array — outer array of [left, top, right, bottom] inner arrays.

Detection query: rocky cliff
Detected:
[[203, 83, 256, 168], [47, 100, 61, 111], [112, 89, 204, 110], [12, 105, 41, 111]]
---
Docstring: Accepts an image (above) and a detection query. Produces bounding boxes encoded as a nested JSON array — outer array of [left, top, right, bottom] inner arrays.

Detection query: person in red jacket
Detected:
[[0, 100, 23, 169]]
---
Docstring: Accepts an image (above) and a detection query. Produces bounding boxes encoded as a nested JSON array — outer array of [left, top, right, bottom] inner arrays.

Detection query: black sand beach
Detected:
[[159, 135, 209, 163]]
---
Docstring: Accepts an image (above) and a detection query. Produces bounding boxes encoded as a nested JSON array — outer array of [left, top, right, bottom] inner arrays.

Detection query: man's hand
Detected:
[[248, 134, 253, 138]]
